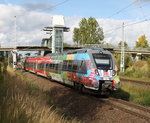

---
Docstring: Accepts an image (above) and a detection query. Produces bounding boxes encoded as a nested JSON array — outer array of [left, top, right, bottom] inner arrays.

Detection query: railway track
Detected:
[[105, 97, 150, 122], [120, 78, 150, 86]]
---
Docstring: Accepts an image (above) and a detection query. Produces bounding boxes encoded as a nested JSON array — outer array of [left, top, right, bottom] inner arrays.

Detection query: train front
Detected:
[[91, 50, 120, 95]]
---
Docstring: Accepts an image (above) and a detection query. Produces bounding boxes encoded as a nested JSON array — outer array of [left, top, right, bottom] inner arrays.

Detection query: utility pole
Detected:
[[14, 16, 17, 46], [120, 22, 125, 72]]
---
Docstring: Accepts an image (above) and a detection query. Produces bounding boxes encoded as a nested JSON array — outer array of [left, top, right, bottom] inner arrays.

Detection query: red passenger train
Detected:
[[24, 48, 120, 95]]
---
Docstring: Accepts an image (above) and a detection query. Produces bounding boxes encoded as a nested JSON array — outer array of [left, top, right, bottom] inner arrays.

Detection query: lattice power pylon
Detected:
[[120, 22, 125, 72]]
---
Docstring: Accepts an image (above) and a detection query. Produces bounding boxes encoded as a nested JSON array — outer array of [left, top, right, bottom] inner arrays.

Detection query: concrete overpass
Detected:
[[0, 46, 150, 55], [0, 46, 51, 51], [114, 49, 150, 55]]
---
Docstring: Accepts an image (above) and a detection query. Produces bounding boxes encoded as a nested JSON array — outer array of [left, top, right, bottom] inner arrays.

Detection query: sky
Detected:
[[0, 0, 150, 48]]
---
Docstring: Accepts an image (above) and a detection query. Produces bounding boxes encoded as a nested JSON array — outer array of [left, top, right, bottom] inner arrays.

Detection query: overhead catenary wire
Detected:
[[104, 17, 150, 34], [104, 0, 150, 34], [52, 0, 70, 8], [107, 0, 138, 18], [120, 2, 150, 14]]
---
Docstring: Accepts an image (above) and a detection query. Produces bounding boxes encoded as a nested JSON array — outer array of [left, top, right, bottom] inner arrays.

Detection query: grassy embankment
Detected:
[[113, 83, 150, 106], [0, 62, 80, 123], [113, 60, 150, 106], [120, 59, 150, 82]]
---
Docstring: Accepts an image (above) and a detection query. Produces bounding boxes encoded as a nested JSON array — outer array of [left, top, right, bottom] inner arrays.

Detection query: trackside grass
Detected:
[[0, 63, 81, 123], [115, 60, 150, 106], [120, 60, 150, 82], [112, 82, 150, 106]]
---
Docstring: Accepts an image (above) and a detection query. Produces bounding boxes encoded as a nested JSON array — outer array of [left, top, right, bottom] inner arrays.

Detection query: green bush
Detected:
[[113, 53, 133, 71], [121, 60, 150, 80]]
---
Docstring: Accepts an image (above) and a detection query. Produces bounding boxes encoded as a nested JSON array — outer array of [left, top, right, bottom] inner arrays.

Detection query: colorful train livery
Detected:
[[24, 48, 120, 95]]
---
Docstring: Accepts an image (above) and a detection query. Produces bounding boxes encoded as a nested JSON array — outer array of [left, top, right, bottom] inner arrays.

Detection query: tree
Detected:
[[63, 42, 71, 47], [136, 35, 149, 48], [73, 17, 104, 46], [118, 41, 128, 49], [73, 28, 80, 46]]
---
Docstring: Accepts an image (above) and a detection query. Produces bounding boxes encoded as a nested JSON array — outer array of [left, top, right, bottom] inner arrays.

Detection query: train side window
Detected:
[[42, 63, 45, 70], [72, 60, 78, 72], [49, 64, 53, 69], [78, 61, 87, 74], [40, 63, 43, 70], [68, 60, 73, 71], [81, 61, 87, 74], [33, 63, 35, 69], [40, 63, 42, 70], [50, 64, 53, 69], [32, 63, 34, 68], [48, 64, 50, 71], [62, 60, 68, 71], [39, 63, 41, 69], [55, 64, 58, 70], [49, 64, 52, 69], [58, 62, 62, 71], [46, 64, 49, 71], [37, 63, 40, 69], [76, 61, 82, 73], [52, 64, 55, 69], [37, 63, 39, 69]]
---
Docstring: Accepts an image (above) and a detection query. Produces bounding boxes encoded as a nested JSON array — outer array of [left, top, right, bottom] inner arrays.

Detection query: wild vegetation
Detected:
[[112, 58, 150, 106], [113, 47, 150, 106], [135, 34, 149, 48], [114, 53, 133, 71], [120, 59, 150, 81], [0, 63, 80, 123], [113, 82, 150, 106]]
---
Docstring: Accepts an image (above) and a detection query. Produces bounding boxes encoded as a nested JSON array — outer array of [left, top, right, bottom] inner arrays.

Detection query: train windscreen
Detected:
[[93, 54, 112, 70]]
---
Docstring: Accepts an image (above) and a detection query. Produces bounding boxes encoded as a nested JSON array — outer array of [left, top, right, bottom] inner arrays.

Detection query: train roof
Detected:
[[45, 48, 111, 56]]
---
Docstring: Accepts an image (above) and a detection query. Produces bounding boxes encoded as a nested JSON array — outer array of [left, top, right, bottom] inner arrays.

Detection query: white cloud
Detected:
[[0, 4, 150, 48], [0, 4, 51, 47], [97, 19, 150, 47], [0, 33, 7, 47]]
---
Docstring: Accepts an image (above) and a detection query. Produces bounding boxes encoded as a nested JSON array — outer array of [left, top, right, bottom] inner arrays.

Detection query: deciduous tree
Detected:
[[118, 41, 128, 49], [136, 35, 149, 48], [73, 17, 104, 46]]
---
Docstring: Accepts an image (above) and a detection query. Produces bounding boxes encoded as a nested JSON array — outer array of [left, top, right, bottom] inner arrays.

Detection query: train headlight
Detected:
[[95, 69, 99, 75], [112, 70, 117, 76]]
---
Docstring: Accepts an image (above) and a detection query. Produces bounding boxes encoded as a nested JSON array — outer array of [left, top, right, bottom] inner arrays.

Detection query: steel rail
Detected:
[[120, 78, 150, 86], [106, 98, 150, 122]]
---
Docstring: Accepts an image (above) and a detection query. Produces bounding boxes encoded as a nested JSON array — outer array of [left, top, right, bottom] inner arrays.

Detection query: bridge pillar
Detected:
[[135, 53, 142, 61], [11, 50, 18, 70]]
